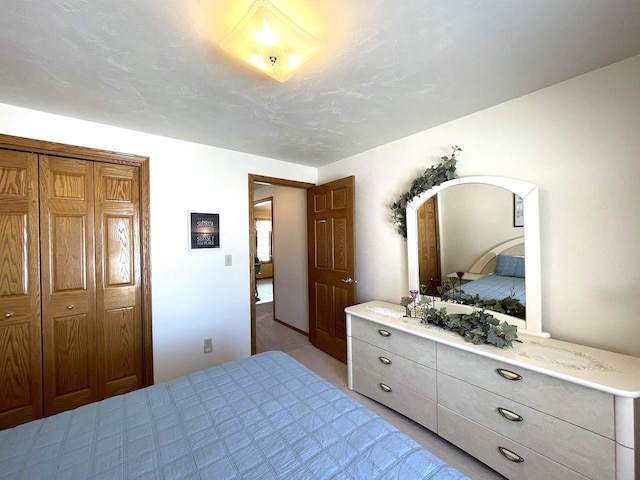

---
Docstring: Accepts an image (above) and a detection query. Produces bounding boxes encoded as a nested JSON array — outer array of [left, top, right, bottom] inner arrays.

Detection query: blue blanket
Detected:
[[0, 351, 467, 479], [460, 274, 526, 305]]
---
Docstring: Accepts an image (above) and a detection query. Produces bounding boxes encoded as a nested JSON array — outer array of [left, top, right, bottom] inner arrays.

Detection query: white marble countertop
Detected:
[[346, 300, 640, 397]]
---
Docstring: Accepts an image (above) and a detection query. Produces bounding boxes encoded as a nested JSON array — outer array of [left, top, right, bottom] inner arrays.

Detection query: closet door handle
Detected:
[[378, 329, 391, 337], [498, 446, 524, 463], [379, 383, 392, 393], [379, 356, 392, 365], [496, 368, 522, 381], [4, 312, 13, 318], [66, 305, 74, 310], [497, 407, 524, 422]]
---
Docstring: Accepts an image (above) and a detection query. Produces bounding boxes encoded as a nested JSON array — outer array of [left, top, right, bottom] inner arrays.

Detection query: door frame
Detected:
[[0, 134, 154, 385], [248, 174, 314, 355]]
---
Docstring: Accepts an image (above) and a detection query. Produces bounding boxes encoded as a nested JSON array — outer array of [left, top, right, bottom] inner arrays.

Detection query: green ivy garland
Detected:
[[391, 145, 461, 237], [401, 295, 519, 348]]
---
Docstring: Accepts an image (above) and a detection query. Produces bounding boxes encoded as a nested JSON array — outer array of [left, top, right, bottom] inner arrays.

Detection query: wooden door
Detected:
[[0, 149, 43, 429], [40, 155, 99, 415], [95, 162, 143, 398], [417, 196, 441, 295], [307, 176, 356, 363]]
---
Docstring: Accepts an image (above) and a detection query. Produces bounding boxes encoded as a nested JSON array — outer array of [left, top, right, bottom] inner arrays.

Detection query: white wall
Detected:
[[438, 184, 520, 276], [255, 185, 309, 332], [318, 56, 640, 357], [0, 103, 317, 383]]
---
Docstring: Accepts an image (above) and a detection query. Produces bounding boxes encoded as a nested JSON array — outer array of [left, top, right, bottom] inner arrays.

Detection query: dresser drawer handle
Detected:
[[379, 383, 392, 393], [379, 356, 392, 365], [4, 312, 13, 318], [496, 368, 522, 381], [497, 407, 524, 422], [378, 329, 391, 337], [498, 446, 524, 463]]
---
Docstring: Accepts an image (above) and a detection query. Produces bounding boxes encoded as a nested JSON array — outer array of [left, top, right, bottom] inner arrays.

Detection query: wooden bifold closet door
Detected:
[[40, 156, 99, 414], [0, 150, 42, 428], [40, 156, 143, 416], [0, 148, 145, 427]]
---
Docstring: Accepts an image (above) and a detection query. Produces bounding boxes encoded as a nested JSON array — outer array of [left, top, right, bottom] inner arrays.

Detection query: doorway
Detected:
[[249, 174, 357, 363], [254, 197, 273, 304], [249, 175, 314, 355]]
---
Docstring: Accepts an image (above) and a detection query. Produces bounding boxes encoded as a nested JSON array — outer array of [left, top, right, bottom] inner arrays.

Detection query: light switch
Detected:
[[225, 254, 232, 266]]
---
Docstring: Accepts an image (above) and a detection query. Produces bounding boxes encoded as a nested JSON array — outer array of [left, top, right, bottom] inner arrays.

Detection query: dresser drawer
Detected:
[[437, 344, 614, 438], [352, 364, 437, 432], [438, 405, 589, 480], [350, 315, 436, 367], [352, 337, 436, 401], [438, 372, 615, 479]]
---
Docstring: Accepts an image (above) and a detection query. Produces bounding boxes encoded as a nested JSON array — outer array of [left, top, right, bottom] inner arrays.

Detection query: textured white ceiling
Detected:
[[1, 0, 639, 167]]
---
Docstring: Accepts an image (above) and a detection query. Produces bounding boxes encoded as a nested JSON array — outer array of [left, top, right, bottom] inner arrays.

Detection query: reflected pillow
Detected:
[[494, 255, 525, 278]]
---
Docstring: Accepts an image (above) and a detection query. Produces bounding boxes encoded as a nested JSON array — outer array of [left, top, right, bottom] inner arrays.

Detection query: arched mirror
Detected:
[[406, 176, 548, 337]]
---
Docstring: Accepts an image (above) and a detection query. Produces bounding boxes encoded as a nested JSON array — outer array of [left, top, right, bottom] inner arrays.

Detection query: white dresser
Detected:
[[346, 301, 640, 480]]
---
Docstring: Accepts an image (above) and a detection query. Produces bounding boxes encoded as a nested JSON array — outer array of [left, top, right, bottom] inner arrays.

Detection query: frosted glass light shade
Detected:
[[220, 0, 324, 82]]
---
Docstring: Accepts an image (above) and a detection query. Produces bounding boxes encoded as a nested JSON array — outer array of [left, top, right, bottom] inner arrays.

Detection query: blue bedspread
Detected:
[[460, 274, 525, 305], [0, 351, 466, 479]]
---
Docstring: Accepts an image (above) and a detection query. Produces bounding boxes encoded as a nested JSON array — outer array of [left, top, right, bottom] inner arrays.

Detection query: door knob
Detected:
[[4, 312, 13, 318], [342, 277, 355, 284], [66, 305, 74, 310]]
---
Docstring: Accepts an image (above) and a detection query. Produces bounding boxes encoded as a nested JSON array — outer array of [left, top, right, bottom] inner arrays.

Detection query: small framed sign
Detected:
[[189, 211, 220, 249]]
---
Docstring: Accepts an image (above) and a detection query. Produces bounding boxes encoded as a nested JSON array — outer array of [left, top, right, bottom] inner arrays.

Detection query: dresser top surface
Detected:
[[346, 301, 640, 397]]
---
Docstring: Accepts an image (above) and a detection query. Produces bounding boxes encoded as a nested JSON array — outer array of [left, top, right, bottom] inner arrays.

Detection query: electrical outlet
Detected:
[[225, 254, 232, 266], [203, 338, 213, 354]]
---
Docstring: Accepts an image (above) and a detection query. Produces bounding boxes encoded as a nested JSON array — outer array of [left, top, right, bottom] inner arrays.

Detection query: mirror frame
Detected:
[[406, 176, 548, 337]]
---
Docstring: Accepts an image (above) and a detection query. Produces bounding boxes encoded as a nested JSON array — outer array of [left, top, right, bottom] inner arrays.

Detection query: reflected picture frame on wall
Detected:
[[513, 194, 524, 227], [189, 211, 220, 249]]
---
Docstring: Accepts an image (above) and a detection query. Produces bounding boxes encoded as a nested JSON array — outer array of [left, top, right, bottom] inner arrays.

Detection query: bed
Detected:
[[0, 351, 467, 479], [458, 271, 525, 304], [450, 237, 526, 305]]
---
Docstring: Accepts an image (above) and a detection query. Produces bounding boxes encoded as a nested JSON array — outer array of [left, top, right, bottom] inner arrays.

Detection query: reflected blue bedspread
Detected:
[[0, 351, 467, 479], [461, 274, 525, 305]]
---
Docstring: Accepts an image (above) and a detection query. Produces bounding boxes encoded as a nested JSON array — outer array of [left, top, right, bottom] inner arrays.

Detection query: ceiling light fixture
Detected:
[[220, 0, 325, 82]]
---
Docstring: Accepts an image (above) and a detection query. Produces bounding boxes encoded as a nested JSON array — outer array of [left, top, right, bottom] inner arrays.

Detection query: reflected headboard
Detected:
[[468, 237, 525, 275]]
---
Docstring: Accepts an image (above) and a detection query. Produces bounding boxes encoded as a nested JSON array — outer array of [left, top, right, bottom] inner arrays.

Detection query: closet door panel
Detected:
[[51, 215, 87, 290], [95, 163, 142, 398], [52, 313, 90, 395], [0, 150, 42, 429], [40, 156, 98, 415]]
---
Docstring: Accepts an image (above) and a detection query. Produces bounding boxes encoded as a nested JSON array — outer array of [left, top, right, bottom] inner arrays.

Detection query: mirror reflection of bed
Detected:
[[445, 237, 525, 308]]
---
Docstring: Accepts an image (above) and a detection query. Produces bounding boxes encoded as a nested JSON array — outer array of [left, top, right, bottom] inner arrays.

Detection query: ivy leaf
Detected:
[[500, 323, 519, 342], [390, 146, 460, 238], [465, 332, 485, 345], [487, 326, 505, 348], [400, 296, 413, 307], [446, 314, 462, 329]]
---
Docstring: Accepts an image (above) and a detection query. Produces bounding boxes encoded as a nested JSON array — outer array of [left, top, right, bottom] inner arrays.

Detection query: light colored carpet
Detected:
[[255, 302, 309, 353], [287, 344, 505, 480]]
